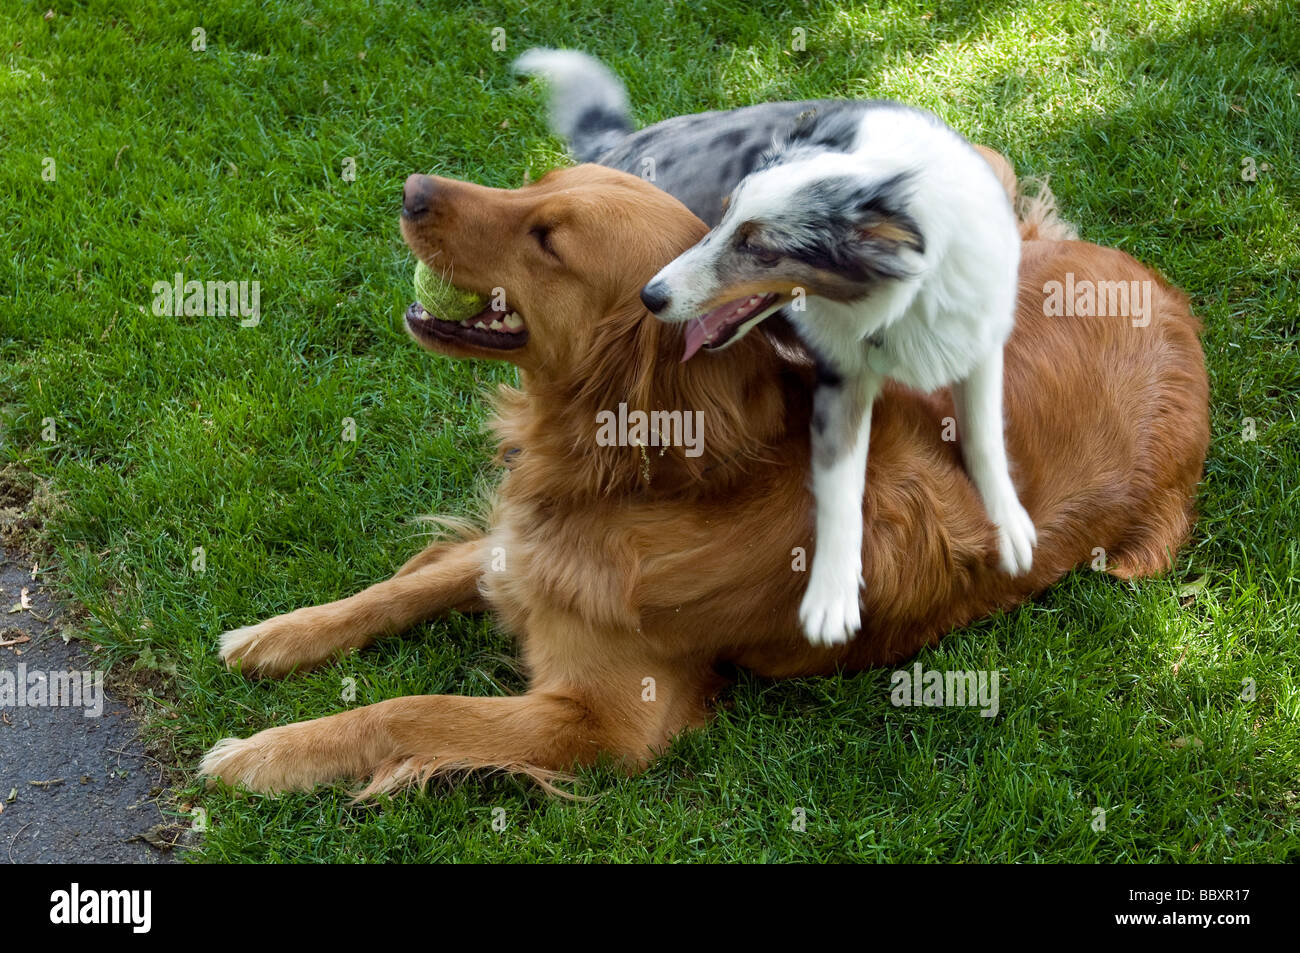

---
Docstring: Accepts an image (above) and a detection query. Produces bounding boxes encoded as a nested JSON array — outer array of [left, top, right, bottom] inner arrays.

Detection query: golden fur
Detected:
[[201, 157, 1208, 796]]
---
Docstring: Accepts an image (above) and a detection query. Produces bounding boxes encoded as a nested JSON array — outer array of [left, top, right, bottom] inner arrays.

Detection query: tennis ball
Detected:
[[413, 260, 487, 321]]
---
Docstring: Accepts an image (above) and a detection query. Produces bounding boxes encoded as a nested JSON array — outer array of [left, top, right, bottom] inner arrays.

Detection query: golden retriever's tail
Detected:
[[1016, 177, 1078, 242], [975, 146, 1078, 243]]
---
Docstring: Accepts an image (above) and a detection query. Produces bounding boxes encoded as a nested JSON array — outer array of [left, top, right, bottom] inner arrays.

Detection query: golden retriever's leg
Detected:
[[219, 537, 488, 677], [203, 612, 716, 795], [202, 692, 598, 795]]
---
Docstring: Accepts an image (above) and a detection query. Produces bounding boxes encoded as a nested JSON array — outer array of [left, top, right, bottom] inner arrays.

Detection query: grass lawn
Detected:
[[1, 0, 1297, 862]]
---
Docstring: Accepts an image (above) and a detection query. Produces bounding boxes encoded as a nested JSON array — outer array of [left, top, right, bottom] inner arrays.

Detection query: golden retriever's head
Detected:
[[399, 163, 808, 499], [399, 164, 709, 373]]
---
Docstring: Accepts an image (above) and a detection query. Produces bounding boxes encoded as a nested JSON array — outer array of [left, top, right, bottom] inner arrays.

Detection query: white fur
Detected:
[[648, 106, 1035, 645], [953, 350, 1037, 574], [511, 49, 628, 147], [800, 373, 880, 645]]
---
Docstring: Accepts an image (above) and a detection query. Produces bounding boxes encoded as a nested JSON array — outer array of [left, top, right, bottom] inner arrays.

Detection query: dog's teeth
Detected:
[[489, 319, 503, 330], [748, 296, 760, 304], [503, 313, 524, 330]]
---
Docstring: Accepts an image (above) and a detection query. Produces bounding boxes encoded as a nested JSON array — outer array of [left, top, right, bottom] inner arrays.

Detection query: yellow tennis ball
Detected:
[[413, 260, 487, 321]]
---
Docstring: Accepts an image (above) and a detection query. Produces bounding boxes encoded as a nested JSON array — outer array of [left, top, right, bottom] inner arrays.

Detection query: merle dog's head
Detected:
[[640, 146, 926, 361]]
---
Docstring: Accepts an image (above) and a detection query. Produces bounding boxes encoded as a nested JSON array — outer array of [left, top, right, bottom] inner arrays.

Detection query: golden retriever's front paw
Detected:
[[200, 728, 337, 794], [200, 736, 275, 792], [219, 613, 347, 678], [220, 620, 293, 676]]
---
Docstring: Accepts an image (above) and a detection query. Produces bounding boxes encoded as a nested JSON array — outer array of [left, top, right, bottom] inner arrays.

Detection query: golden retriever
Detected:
[[200, 159, 1208, 795]]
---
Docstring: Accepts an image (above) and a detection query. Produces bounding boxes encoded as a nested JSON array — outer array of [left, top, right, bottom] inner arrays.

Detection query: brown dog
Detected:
[[201, 161, 1208, 795]]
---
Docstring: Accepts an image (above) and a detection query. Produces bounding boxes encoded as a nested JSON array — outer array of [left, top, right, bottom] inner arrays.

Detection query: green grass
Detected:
[[2, 0, 1297, 862]]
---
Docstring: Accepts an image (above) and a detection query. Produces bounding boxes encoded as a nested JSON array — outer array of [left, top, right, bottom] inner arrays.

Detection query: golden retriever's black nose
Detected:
[[640, 280, 670, 314], [403, 173, 435, 217]]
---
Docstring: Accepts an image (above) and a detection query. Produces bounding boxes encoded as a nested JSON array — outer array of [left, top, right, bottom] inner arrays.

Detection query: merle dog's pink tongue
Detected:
[[681, 298, 751, 362]]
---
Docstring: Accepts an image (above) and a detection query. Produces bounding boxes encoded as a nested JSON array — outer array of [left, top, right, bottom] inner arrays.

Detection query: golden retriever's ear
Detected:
[[565, 292, 664, 412], [533, 291, 673, 496]]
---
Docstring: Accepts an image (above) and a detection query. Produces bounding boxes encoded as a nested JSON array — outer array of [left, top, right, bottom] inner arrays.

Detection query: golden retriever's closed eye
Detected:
[[201, 162, 1208, 797]]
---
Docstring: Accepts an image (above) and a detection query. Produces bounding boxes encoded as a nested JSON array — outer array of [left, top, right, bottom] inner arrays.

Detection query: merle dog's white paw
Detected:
[[799, 571, 863, 646], [992, 498, 1036, 576]]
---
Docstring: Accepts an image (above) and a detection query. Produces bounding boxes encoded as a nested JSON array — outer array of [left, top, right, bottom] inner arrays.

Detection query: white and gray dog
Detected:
[[516, 50, 1035, 646]]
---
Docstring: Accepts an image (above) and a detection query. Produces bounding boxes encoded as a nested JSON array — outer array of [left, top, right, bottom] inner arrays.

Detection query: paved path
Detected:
[[0, 544, 177, 864]]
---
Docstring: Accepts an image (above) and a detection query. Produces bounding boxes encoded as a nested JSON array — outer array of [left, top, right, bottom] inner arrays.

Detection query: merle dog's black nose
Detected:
[[403, 173, 435, 217], [640, 281, 671, 314]]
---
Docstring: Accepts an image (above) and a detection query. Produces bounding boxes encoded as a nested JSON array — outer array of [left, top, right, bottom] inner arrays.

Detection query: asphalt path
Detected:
[[0, 544, 177, 864]]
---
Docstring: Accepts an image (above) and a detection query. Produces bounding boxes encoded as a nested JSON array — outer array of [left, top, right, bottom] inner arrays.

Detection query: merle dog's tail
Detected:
[[513, 48, 633, 162]]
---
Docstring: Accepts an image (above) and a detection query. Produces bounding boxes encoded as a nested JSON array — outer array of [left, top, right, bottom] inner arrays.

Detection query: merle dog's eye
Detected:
[[745, 244, 781, 267]]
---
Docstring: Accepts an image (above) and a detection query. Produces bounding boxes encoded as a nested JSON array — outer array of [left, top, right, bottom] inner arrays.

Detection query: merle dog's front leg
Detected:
[[799, 362, 884, 646], [952, 348, 1036, 575]]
